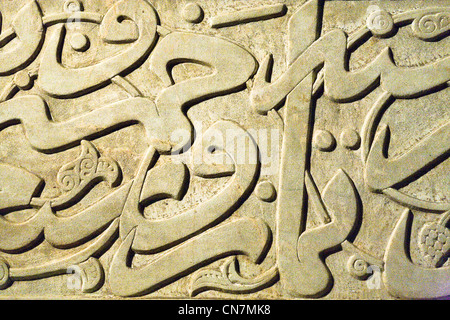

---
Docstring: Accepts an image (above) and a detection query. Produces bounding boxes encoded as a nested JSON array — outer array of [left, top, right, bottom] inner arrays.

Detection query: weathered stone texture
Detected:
[[0, 0, 448, 299]]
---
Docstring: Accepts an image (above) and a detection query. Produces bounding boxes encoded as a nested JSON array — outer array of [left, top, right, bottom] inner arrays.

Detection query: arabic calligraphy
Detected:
[[0, 0, 448, 299]]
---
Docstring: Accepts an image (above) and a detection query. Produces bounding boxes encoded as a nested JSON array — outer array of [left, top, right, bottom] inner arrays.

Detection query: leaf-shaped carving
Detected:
[[189, 256, 278, 296], [0, 1, 44, 75], [412, 10, 450, 40], [54, 140, 120, 208]]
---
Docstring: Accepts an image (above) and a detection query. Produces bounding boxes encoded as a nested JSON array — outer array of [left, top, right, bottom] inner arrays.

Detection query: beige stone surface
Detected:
[[0, 0, 448, 299]]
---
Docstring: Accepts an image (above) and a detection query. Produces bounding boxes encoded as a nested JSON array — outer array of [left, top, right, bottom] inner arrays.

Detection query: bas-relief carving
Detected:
[[0, 0, 448, 299]]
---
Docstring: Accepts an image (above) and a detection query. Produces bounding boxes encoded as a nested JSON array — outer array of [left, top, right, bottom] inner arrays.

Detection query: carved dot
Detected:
[[13, 70, 33, 90], [70, 33, 90, 52], [313, 130, 336, 152], [340, 128, 361, 150], [64, 0, 83, 13], [255, 180, 276, 202], [182, 3, 204, 23]]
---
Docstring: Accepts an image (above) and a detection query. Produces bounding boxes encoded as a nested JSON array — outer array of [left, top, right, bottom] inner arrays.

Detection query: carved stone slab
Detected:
[[0, 0, 448, 299]]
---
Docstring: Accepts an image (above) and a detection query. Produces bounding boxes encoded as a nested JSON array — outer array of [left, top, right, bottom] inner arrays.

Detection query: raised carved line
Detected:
[[38, 0, 158, 98], [251, 29, 450, 114], [0, 1, 44, 75], [210, 4, 287, 28], [109, 218, 270, 297], [8, 218, 119, 281], [364, 122, 450, 192]]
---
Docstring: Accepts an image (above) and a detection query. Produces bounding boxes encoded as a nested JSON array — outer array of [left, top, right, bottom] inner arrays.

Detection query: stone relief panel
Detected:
[[0, 0, 448, 299]]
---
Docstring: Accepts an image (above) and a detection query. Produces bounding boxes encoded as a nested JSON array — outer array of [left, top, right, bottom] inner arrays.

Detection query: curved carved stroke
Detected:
[[0, 1, 43, 75], [119, 120, 260, 253], [365, 122, 450, 192], [8, 218, 119, 281], [383, 188, 450, 213], [312, 7, 450, 95], [109, 217, 270, 297], [295, 169, 360, 297], [383, 209, 450, 299], [360, 91, 392, 162], [38, 0, 158, 98], [189, 255, 279, 296], [148, 32, 258, 153], [360, 91, 450, 212], [42, 12, 103, 27], [251, 29, 450, 114], [0, 95, 164, 153], [0, 163, 43, 211], [1, 34, 257, 153], [139, 162, 188, 205], [0, 183, 131, 252]]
